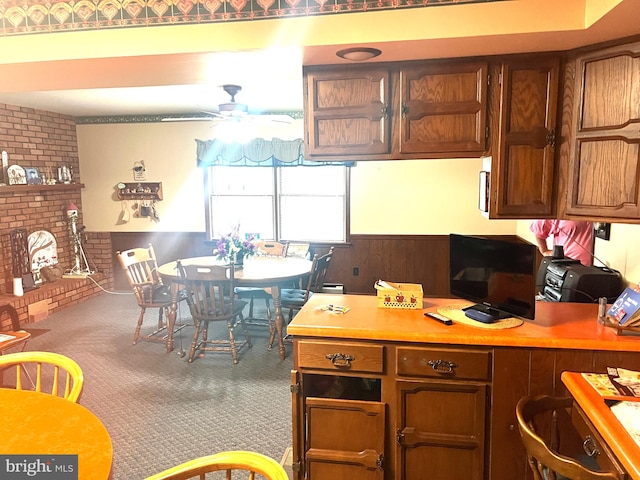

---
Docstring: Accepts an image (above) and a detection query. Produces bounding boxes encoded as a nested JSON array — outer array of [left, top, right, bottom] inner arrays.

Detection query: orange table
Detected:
[[0, 389, 113, 479], [158, 255, 312, 360], [562, 371, 640, 480]]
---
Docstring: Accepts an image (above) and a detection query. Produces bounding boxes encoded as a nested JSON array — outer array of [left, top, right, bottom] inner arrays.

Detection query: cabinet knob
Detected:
[[401, 103, 408, 118], [582, 435, 600, 458], [382, 105, 390, 118], [325, 353, 355, 367], [545, 129, 556, 147], [427, 359, 458, 375]]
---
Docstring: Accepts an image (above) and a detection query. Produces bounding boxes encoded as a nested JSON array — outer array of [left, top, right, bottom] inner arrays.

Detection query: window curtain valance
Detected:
[[196, 138, 353, 167]]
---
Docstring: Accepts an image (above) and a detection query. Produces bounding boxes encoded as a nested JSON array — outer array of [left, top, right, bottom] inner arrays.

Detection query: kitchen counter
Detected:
[[288, 294, 640, 480], [287, 294, 640, 352]]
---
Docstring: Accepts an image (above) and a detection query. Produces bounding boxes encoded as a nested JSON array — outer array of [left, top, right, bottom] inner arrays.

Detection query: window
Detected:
[[205, 165, 349, 243]]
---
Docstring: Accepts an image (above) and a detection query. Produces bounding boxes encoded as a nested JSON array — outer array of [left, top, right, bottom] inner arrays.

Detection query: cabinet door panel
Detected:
[[567, 42, 640, 220], [306, 398, 385, 480], [491, 57, 559, 217], [305, 68, 390, 157], [399, 62, 487, 154], [580, 54, 640, 131], [396, 380, 486, 480]]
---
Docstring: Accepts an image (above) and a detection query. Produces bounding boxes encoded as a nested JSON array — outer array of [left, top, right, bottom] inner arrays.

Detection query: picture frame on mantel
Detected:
[[25, 167, 41, 185], [7, 165, 27, 185]]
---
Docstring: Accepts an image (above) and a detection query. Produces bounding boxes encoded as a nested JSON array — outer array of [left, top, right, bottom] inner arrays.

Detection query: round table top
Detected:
[[0, 389, 113, 479], [158, 255, 312, 287]]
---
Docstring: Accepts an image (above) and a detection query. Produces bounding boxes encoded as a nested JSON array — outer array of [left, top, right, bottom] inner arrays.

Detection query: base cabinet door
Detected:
[[395, 380, 487, 480], [305, 397, 385, 480]]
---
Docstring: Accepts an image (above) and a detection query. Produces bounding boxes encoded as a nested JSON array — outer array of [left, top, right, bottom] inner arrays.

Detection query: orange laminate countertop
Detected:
[[287, 294, 640, 352], [562, 371, 640, 480]]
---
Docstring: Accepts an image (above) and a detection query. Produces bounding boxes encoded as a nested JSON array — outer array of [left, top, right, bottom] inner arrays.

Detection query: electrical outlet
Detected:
[[353, 267, 359, 276], [594, 222, 611, 241]]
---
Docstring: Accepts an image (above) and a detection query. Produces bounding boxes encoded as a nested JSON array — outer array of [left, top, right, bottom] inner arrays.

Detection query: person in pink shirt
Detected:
[[530, 220, 594, 266]]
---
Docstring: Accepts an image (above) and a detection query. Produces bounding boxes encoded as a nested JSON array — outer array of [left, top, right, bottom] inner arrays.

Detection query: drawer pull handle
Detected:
[[427, 359, 458, 375], [325, 353, 354, 367], [582, 436, 600, 458]]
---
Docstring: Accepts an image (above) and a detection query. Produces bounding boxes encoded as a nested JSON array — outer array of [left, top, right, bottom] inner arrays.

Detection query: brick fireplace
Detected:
[[0, 103, 113, 327]]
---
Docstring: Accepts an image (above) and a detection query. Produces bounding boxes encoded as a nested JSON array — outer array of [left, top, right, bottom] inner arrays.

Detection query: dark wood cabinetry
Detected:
[[290, 296, 640, 480], [303, 67, 391, 157], [567, 41, 640, 221], [398, 62, 487, 155], [483, 56, 560, 218], [303, 60, 487, 160]]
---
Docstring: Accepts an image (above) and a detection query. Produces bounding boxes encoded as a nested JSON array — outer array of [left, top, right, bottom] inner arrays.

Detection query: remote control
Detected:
[[425, 312, 453, 325]]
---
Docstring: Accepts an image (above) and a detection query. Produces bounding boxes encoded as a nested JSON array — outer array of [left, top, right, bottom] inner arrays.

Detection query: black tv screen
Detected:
[[449, 234, 537, 320]]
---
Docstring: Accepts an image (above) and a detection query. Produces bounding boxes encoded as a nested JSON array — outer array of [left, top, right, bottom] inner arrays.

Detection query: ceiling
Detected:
[[0, 0, 639, 119]]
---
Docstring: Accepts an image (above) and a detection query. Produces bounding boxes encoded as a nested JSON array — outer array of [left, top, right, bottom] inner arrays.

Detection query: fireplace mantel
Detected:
[[0, 183, 84, 195]]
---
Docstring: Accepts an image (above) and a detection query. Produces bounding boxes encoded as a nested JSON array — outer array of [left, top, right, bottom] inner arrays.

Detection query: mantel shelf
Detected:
[[0, 183, 85, 195]]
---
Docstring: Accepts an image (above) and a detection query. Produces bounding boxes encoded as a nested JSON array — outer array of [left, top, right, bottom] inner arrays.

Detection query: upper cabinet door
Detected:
[[567, 42, 640, 220], [304, 67, 391, 157], [399, 61, 488, 155], [489, 56, 559, 218]]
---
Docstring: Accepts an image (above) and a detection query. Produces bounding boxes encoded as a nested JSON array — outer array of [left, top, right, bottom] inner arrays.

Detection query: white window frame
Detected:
[[204, 165, 350, 244]]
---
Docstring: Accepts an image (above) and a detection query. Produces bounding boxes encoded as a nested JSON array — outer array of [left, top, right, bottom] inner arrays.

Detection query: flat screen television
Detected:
[[449, 234, 537, 321]]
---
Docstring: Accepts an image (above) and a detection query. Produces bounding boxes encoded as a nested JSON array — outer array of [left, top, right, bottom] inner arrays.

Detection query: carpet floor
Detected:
[[19, 291, 293, 479]]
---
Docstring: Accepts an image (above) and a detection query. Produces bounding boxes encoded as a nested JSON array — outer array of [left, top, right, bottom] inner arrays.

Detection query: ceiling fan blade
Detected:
[[161, 112, 218, 122]]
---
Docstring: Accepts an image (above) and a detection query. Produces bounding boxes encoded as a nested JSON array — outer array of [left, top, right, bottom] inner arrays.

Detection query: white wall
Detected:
[[78, 121, 517, 236], [78, 120, 640, 282], [517, 221, 640, 285]]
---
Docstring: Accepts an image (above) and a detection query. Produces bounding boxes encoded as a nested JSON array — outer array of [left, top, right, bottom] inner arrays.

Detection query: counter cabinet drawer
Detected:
[[396, 346, 491, 381], [571, 402, 628, 478], [296, 340, 384, 374]]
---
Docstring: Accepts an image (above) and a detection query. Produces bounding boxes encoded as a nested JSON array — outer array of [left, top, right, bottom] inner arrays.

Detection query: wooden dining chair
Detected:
[[178, 262, 252, 364], [0, 351, 84, 403], [116, 244, 186, 349], [516, 395, 621, 480], [0, 304, 31, 355], [274, 247, 334, 348], [234, 241, 287, 340], [145, 450, 289, 480]]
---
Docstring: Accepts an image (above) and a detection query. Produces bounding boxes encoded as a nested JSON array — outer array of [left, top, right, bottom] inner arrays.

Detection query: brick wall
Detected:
[[0, 103, 114, 325]]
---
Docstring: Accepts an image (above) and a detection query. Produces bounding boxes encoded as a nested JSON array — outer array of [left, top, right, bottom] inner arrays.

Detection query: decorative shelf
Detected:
[[0, 183, 85, 195], [116, 182, 163, 201]]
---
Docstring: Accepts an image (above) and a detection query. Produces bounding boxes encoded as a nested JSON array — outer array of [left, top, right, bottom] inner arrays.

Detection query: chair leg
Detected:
[[227, 318, 239, 364], [133, 307, 146, 344], [157, 307, 164, 330], [238, 313, 252, 348], [187, 320, 202, 363]]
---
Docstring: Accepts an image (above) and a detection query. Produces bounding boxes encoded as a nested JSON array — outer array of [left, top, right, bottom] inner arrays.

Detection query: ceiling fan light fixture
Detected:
[[218, 102, 249, 114], [336, 47, 382, 61]]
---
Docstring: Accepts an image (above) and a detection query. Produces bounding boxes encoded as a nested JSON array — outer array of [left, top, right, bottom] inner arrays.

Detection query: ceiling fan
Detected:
[[162, 84, 293, 124]]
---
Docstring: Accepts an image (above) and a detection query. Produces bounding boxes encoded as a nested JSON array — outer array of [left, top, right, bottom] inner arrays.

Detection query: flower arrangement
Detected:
[[215, 226, 256, 265]]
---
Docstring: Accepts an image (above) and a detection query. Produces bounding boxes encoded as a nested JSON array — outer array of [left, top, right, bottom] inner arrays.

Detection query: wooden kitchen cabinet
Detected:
[[483, 55, 560, 218], [291, 339, 490, 480], [303, 67, 391, 158], [303, 60, 488, 160], [567, 40, 640, 221], [289, 295, 640, 480]]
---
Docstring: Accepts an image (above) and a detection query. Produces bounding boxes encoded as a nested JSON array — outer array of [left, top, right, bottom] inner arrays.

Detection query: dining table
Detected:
[[0, 389, 113, 479], [157, 255, 313, 360]]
